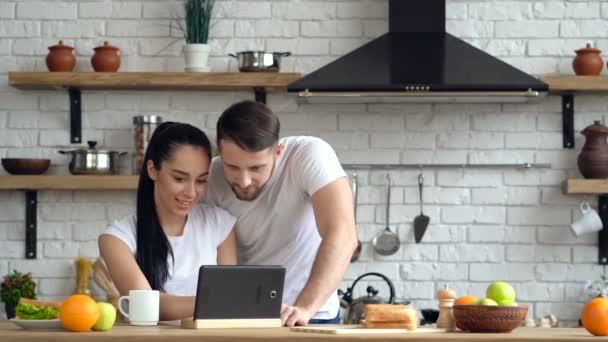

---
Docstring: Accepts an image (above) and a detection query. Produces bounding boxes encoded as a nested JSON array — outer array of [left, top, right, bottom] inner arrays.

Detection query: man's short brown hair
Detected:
[[216, 100, 280, 151]]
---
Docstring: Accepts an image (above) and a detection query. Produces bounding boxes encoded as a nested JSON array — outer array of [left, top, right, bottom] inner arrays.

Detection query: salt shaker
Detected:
[[436, 284, 456, 331], [133, 115, 162, 174]]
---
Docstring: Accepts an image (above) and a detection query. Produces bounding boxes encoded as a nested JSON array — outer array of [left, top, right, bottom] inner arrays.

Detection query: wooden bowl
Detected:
[[1, 158, 50, 175], [453, 304, 528, 333]]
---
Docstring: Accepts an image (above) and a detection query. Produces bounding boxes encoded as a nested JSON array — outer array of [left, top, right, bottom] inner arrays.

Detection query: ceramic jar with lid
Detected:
[[91, 41, 121, 72], [573, 43, 603, 76], [578, 120, 608, 179], [46, 40, 76, 72]]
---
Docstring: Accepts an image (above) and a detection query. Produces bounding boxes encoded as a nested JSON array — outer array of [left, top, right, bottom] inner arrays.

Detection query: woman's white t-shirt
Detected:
[[102, 203, 236, 296]]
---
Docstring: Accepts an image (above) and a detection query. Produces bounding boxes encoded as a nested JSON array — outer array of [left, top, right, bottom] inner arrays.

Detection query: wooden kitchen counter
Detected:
[[0, 322, 604, 342]]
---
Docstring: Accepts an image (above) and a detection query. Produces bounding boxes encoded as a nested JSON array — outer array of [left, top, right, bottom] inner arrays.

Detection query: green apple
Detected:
[[486, 282, 516, 303], [92, 302, 116, 331], [498, 300, 518, 306], [477, 298, 498, 306]]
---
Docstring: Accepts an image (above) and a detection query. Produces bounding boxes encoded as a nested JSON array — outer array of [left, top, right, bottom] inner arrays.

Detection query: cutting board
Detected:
[[291, 325, 446, 335]]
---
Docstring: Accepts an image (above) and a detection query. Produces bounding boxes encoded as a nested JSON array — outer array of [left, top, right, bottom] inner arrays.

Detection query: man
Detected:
[[204, 100, 358, 326]]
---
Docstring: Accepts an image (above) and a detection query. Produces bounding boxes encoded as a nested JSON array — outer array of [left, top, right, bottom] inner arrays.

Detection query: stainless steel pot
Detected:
[[59, 141, 127, 175], [229, 51, 291, 72]]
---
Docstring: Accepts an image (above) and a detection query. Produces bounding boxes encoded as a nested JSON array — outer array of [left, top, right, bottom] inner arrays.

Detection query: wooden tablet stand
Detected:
[[181, 318, 282, 329]]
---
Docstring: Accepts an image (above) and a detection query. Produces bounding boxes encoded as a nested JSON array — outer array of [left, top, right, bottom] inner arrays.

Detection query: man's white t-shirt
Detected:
[[102, 203, 236, 296], [204, 136, 347, 319]]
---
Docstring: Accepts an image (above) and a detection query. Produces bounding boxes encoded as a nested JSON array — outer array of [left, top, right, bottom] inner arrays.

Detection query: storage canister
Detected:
[[133, 115, 162, 174]]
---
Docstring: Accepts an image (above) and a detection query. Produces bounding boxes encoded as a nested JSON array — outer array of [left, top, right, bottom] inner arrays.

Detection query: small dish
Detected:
[[11, 319, 63, 330], [1, 158, 50, 175]]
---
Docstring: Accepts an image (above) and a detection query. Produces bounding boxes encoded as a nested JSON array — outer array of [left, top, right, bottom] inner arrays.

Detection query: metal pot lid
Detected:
[[233, 50, 267, 54], [232, 51, 291, 55], [66, 141, 119, 154], [133, 115, 162, 124]]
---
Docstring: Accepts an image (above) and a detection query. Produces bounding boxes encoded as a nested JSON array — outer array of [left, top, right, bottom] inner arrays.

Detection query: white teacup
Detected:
[[118, 290, 160, 326], [571, 201, 603, 237]]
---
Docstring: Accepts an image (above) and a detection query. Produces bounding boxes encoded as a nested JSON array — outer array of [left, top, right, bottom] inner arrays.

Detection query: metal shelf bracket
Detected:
[[69, 87, 82, 144], [254, 87, 267, 104], [25, 191, 37, 259], [562, 93, 574, 149]]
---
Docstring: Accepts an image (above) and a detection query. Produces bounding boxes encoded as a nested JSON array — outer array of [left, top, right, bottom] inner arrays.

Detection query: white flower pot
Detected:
[[183, 44, 210, 72]]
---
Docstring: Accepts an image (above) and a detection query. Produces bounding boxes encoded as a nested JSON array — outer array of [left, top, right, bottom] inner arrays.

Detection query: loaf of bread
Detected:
[[364, 320, 418, 330], [363, 304, 419, 330]]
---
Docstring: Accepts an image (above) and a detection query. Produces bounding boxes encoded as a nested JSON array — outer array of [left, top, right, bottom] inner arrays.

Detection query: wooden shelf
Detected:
[[563, 179, 608, 194], [0, 175, 138, 190], [541, 75, 608, 93], [8, 72, 301, 91]]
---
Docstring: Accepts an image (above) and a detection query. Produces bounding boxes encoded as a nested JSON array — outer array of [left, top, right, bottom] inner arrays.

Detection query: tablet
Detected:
[[193, 265, 285, 320]]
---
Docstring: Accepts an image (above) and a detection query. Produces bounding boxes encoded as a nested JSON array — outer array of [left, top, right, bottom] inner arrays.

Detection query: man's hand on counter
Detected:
[[280, 304, 314, 327]]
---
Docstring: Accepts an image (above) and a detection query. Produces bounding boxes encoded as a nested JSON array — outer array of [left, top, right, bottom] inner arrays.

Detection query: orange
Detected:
[[59, 294, 100, 332], [455, 296, 478, 305], [582, 297, 608, 336]]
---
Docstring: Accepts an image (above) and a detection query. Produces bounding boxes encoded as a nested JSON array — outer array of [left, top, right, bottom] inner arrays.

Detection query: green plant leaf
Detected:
[[183, 0, 214, 44]]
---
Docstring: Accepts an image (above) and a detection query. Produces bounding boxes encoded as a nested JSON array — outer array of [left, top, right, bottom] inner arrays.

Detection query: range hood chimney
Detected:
[[288, 0, 548, 103]]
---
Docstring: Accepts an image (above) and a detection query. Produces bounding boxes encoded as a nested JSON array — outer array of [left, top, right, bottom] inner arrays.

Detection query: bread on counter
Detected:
[[363, 304, 419, 330]]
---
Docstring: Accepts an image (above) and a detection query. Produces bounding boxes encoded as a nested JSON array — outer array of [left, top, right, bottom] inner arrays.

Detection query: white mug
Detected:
[[571, 201, 603, 237], [118, 290, 160, 326]]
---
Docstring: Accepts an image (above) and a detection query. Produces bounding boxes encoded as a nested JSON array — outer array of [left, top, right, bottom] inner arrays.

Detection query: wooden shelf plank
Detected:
[[0, 175, 138, 190], [541, 75, 608, 93], [564, 179, 608, 194], [8, 72, 301, 91]]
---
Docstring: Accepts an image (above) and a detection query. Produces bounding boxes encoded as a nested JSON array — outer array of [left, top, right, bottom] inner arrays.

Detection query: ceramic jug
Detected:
[[91, 41, 120, 72], [573, 43, 603, 76], [46, 40, 76, 72], [578, 120, 608, 179]]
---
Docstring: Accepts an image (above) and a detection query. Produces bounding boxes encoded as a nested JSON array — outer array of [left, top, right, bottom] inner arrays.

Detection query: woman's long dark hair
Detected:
[[135, 121, 212, 292]]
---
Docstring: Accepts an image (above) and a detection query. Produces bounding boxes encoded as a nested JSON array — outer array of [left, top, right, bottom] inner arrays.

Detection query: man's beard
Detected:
[[231, 184, 262, 201], [229, 159, 276, 202]]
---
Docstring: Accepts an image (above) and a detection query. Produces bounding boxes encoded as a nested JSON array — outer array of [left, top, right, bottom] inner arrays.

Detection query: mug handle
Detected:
[[581, 201, 591, 213], [118, 296, 130, 319]]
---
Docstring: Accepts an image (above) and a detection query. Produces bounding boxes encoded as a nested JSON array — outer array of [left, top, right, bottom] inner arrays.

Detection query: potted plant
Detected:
[[181, 0, 214, 72], [1, 270, 37, 319]]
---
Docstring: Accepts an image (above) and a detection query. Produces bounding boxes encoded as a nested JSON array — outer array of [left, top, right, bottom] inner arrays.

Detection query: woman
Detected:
[[99, 122, 236, 321]]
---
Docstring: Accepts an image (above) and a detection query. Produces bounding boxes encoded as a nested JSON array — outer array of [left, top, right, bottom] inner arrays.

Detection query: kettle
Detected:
[[339, 272, 400, 324]]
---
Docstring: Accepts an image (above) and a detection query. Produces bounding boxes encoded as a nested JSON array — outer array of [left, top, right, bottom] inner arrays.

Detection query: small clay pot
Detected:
[[578, 120, 608, 179], [573, 43, 603, 76], [46, 40, 76, 72], [91, 41, 121, 72]]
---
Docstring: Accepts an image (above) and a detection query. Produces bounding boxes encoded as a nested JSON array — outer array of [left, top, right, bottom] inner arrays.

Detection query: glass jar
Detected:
[[133, 115, 162, 174]]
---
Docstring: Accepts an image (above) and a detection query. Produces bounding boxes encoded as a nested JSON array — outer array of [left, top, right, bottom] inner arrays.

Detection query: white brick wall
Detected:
[[0, 0, 605, 326]]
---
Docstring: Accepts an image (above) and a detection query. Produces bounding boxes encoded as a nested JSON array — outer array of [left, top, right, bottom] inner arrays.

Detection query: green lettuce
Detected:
[[15, 302, 59, 320]]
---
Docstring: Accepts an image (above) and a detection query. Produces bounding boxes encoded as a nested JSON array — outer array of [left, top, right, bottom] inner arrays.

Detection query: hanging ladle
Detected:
[[350, 171, 362, 262], [373, 174, 400, 256]]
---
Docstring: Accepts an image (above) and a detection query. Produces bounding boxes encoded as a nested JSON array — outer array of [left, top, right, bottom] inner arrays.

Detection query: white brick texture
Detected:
[[0, 0, 604, 324]]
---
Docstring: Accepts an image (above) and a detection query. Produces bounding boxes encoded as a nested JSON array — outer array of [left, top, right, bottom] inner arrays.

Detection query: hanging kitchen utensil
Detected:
[[414, 172, 430, 243], [373, 174, 400, 255], [351, 171, 362, 262]]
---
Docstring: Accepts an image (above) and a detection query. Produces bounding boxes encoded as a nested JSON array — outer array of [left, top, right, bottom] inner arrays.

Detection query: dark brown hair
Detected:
[[136, 122, 211, 292], [216, 100, 280, 151]]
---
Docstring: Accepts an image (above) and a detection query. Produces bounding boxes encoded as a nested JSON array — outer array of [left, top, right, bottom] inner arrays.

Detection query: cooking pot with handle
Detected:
[[229, 51, 291, 72]]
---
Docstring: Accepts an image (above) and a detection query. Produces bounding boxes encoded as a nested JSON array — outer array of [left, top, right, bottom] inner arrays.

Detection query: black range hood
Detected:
[[288, 0, 548, 102]]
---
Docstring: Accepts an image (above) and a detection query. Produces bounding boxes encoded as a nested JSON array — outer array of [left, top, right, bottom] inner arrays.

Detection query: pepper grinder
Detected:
[[436, 284, 456, 331]]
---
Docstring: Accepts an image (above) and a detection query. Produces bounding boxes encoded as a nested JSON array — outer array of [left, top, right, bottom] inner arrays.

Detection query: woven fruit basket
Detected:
[[453, 304, 528, 333]]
